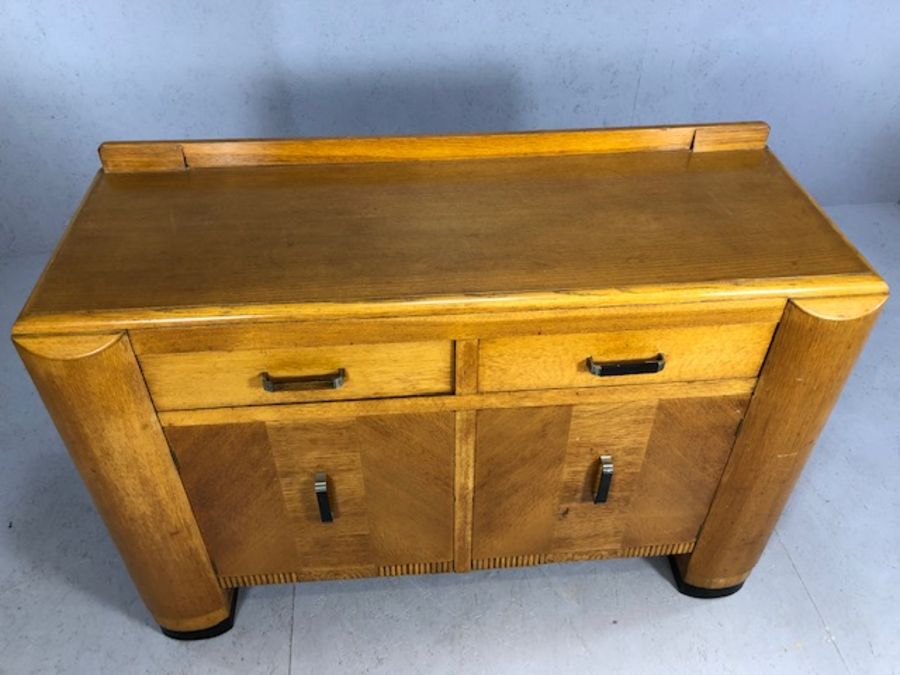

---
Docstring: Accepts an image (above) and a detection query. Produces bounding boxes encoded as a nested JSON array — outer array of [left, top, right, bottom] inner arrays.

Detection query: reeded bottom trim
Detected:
[[472, 541, 695, 571], [218, 561, 454, 588]]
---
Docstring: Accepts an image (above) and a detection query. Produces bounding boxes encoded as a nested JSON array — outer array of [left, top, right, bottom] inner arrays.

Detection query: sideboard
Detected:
[[13, 121, 887, 638]]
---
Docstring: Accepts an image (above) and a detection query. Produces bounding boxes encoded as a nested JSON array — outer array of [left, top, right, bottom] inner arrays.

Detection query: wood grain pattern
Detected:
[[454, 411, 477, 571], [99, 142, 185, 172], [454, 339, 479, 395], [622, 395, 750, 547], [14, 333, 232, 632], [676, 296, 885, 589], [14, 333, 123, 360], [473, 406, 572, 559], [549, 401, 659, 554], [11, 123, 889, 617], [97, 123, 760, 173], [692, 122, 769, 152], [15, 142, 882, 336], [15, 276, 884, 336], [157, 378, 758, 427], [139, 340, 453, 410], [479, 322, 775, 392], [127, 299, 786, 353], [784, 293, 887, 321], [164, 423, 297, 576], [769, 150, 884, 284], [166, 413, 455, 579], [472, 394, 750, 563]]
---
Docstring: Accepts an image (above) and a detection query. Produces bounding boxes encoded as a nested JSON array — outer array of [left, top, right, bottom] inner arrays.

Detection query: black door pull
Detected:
[[315, 472, 333, 523]]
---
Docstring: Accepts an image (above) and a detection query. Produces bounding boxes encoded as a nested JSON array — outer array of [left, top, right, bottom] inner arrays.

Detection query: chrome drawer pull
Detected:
[[260, 368, 346, 392], [594, 455, 614, 504], [315, 472, 333, 523], [586, 353, 665, 377]]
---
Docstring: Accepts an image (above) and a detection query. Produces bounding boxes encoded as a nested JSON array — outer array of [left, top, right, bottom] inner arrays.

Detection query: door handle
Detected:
[[261, 368, 346, 392], [586, 354, 665, 377], [315, 472, 333, 523], [594, 455, 614, 504]]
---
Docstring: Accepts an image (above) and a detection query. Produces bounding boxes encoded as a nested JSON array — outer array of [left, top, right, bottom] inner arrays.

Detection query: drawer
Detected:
[[139, 340, 453, 410], [478, 322, 776, 393], [165, 412, 455, 581]]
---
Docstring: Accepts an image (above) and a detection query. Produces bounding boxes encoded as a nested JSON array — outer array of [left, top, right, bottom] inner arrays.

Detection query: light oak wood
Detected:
[[784, 293, 887, 321], [126, 298, 787, 353], [16, 132, 884, 336], [99, 143, 185, 172], [675, 295, 885, 589], [98, 122, 767, 173], [12, 123, 888, 631], [14, 276, 884, 335], [471, 542, 697, 571], [770, 151, 884, 285], [692, 123, 769, 152], [472, 394, 748, 565], [454, 339, 479, 395], [157, 378, 758, 427], [479, 321, 775, 392], [453, 411, 477, 572], [622, 396, 752, 547], [473, 406, 573, 559], [219, 561, 456, 588], [14, 333, 232, 632], [166, 413, 455, 579], [14, 332, 123, 360], [139, 340, 453, 410]]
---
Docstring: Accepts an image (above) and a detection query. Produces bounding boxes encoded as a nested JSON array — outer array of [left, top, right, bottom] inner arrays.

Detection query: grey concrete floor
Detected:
[[1, 202, 898, 675]]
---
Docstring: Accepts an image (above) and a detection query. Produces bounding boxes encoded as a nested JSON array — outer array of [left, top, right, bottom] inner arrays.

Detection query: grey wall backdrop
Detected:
[[2, 1, 899, 256]]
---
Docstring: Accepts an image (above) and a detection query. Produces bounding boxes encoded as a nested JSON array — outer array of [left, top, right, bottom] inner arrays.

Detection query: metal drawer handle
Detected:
[[315, 472, 333, 523], [586, 353, 665, 377], [260, 368, 346, 392], [594, 455, 614, 504]]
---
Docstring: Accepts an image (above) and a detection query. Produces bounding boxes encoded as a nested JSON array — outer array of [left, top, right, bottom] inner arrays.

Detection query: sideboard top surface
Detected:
[[15, 123, 886, 333]]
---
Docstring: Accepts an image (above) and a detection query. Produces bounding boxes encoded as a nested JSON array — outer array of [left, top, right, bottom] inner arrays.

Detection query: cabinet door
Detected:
[[471, 395, 749, 568], [166, 412, 455, 583]]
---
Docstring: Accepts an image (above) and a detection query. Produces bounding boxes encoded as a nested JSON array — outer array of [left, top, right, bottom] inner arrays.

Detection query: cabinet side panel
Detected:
[[15, 334, 231, 632], [679, 296, 884, 589]]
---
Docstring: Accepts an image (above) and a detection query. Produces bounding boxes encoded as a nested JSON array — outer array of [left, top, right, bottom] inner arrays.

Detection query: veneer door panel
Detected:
[[471, 395, 749, 567], [166, 412, 456, 582]]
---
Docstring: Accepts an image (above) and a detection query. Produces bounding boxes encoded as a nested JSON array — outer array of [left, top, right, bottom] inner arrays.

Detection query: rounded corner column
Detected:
[[14, 332, 234, 635], [675, 294, 886, 594]]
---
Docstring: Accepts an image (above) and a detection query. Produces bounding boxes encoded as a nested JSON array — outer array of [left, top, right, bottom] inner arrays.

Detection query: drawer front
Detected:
[[472, 394, 750, 566], [165, 412, 455, 582], [478, 322, 775, 392], [140, 340, 453, 410]]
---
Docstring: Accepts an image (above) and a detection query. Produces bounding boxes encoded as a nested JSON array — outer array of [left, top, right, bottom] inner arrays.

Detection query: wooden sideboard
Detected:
[[13, 122, 887, 639]]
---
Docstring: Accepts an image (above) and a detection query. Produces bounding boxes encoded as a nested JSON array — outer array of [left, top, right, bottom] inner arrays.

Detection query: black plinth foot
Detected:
[[160, 588, 239, 640], [668, 556, 744, 598]]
